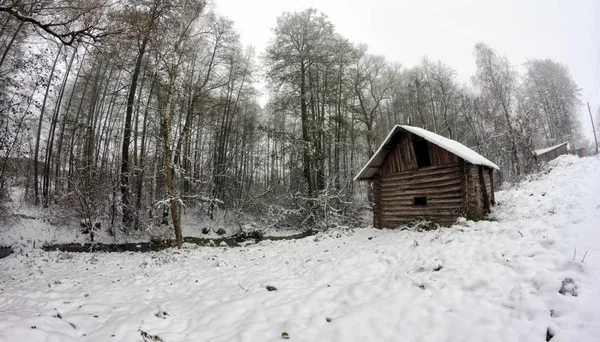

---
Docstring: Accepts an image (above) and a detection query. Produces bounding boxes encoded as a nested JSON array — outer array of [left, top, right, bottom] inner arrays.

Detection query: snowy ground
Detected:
[[0, 155, 599, 342]]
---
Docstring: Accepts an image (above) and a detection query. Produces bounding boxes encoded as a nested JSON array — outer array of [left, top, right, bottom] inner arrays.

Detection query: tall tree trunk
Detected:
[[55, 48, 87, 194], [121, 36, 149, 228], [134, 71, 156, 230], [43, 46, 76, 207], [67, 56, 100, 186], [33, 44, 62, 205], [300, 61, 312, 196], [162, 68, 182, 248]]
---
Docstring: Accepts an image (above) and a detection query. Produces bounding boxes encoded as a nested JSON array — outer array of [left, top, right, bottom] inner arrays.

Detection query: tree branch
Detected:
[[0, 4, 109, 46]]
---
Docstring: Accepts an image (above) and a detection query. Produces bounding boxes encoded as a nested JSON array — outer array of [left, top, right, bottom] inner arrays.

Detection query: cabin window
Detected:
[[413, 196, 427, 206], [413, 140, 431, 168]]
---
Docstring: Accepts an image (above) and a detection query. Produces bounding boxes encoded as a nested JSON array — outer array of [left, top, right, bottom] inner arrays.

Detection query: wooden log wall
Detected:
[[486, 168, 495, 205], [376, 163, 463, 228], [466, 164, 481, 216], [373, 175, 382, 228], [465, 164, 494, 218], [380, 134, 417, 175], [380, 133, 460, 177], [427, 140, 461, 166]]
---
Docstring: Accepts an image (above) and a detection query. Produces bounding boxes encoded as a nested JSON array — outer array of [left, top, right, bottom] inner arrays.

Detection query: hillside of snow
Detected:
[[0, 155, 599, 341]]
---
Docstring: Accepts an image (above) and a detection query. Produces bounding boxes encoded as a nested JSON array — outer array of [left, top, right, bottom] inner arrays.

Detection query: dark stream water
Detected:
[[37, 231, 316, 254]]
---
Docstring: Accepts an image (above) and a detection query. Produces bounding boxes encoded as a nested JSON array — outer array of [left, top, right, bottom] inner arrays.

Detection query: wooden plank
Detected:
[[381, 208, 462, 216], [381, 173, 462, 186], [381, 164, 460, 181], [381, 167, 461, 182], [428, 198, 463, 204], [373, 176, 381, 228], [380, 184, 463, 195], [467, 163, 482, 216], [380, 199, 462, 207], [460, 160, 468, 215], [380, 179, 462, 193], [382, 217, 460, 223], [489, 168, 495, 205], [381, 196, 463, 204], [483, 169, 492, 204], [426, 142, 460, 166], [381, 216, 460, 224], [380, 220, 457, 228], [380, 132, 422, 177], [380, 171, 461, 187], [380, 186, 463, 197], [478, 165, 490, 210], [380, 202, 462, 209], [380, 196, 463, 204], [380, 176, 461, 190], [380, 187, 463, 199]]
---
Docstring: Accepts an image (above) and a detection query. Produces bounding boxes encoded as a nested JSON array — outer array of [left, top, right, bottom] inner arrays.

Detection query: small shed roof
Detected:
[[533, 142, 569, 156], [354, 125, 499, 181]]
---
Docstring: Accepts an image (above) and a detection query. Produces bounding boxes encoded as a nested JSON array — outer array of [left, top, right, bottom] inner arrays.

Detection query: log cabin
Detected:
[[354, 125, 499, 228], [533, 142, 569, 164]]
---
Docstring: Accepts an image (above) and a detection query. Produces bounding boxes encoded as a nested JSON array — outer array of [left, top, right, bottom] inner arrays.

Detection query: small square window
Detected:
[[414, 196, 427, 206]]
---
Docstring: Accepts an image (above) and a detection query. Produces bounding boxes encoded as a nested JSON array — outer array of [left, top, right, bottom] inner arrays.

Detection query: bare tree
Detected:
[[265, 8, 334, 196], [352, 46, 398, 157], [154, 0, 206, 248], [120, 0, 162, 229], [0, 0, 110, 46], [473, 43, 521, 176], [522, 59, 582, 147]]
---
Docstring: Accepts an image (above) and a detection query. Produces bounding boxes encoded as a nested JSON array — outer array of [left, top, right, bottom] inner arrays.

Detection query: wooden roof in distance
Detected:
[[533, 142, 569, 156]]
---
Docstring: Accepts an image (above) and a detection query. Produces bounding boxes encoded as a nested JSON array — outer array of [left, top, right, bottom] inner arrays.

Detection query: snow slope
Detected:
[[0, 155, 598, 342]]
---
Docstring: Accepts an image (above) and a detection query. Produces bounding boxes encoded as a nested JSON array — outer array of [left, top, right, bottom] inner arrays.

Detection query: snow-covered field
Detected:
[[0, 155, 599, 342]]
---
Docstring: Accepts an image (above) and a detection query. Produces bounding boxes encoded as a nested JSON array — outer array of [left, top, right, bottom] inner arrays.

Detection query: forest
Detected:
[[0, 0, 592, 247]]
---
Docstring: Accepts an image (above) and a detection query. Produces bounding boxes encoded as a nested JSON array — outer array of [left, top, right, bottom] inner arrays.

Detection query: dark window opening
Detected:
[[414, 196, 427, 206], [413, 140, 431, 168]]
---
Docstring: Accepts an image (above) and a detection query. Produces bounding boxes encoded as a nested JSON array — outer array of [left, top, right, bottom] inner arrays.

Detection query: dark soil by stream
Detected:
[[40, 231, 316, 253], [0, 246, 12, 259]]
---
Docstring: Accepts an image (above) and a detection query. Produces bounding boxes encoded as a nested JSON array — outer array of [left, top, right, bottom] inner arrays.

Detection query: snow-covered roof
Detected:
[[354, 125, 499, 181], [533, 142, 569, 156]]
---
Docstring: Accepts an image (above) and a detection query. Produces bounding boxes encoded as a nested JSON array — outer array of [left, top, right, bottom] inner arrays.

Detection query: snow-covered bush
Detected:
[[146, 224, 173, 244]]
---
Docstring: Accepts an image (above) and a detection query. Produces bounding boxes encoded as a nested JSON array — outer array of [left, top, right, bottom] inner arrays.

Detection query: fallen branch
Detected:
[[238, 279, 248, 293], [139, 328, 163, 342], [138, 328, 163, 342]]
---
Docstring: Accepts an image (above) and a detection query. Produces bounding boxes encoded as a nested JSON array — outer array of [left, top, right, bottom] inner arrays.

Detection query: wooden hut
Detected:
[[569, 147, 586, 158], [533, 142, 569, 164], [354, 125, 499, 228]]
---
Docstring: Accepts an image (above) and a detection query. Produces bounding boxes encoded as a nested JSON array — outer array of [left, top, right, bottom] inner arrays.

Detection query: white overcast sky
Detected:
[[215, 0, 600, 142]]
